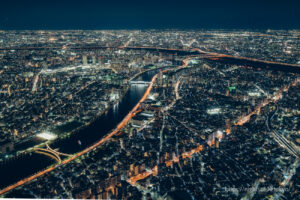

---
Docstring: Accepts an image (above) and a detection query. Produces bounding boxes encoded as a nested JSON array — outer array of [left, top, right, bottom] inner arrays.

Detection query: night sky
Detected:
[[0, 0, 299, 30]]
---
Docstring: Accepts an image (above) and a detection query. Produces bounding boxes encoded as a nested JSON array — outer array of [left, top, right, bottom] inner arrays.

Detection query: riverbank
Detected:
[[0, 67, 162, 196], [0, 84, 129, 162], [0, 68, 161, 162]]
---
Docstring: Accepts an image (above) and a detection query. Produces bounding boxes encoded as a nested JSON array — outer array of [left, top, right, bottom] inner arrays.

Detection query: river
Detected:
[[0, 69, 157, 190]]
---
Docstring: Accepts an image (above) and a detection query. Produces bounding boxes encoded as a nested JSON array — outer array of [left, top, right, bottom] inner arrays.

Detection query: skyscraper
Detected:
[[82, 55, 88, 65], [92, 56, 96, 65]]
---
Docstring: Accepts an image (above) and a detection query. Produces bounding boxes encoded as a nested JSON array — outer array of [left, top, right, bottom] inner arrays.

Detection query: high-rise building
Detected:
[[158, 70, 163, 86], [92, 56, 96, 64], [98, 58, 104, 68], [82, 55, 88, 65]]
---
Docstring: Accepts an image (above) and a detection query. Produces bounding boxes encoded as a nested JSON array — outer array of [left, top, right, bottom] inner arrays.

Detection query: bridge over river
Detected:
[[0, 45, 299, 196], [0, 68, 158, 195]]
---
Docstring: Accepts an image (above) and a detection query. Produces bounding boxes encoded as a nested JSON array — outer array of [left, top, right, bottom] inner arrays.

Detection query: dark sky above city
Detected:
[[0, 0, 299, 30]]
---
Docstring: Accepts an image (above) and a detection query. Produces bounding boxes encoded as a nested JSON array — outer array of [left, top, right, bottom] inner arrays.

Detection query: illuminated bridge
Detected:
[[129, 80, 150, 85], [33, 144, 72, 164]]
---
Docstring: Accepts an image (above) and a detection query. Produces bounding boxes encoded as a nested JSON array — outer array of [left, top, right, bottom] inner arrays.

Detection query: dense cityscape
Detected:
[[0, 30, 299, 199]]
